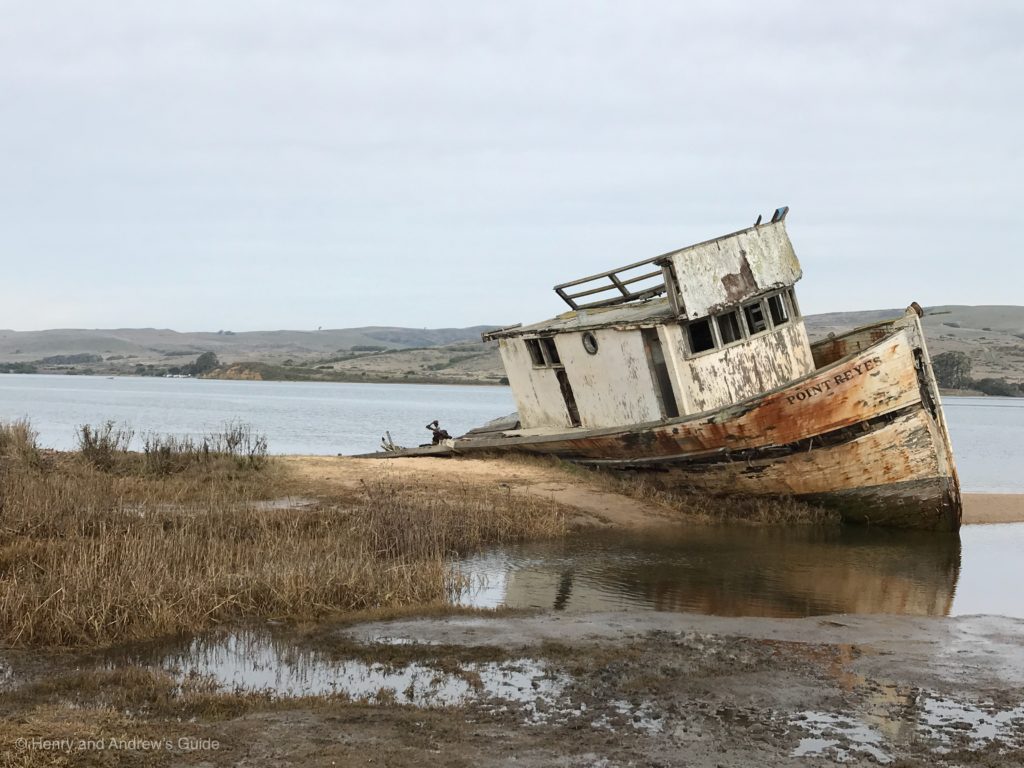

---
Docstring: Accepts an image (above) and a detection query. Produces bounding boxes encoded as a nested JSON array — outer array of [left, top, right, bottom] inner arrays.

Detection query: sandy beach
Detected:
[[963, 493, 1024, 524], [286, 455, 1024, 528]]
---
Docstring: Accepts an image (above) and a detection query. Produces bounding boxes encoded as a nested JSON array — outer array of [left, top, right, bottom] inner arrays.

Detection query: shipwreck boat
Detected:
[[362, 207, 962, 531]]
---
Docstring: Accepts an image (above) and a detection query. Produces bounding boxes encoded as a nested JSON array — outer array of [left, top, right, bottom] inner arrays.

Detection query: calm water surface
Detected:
[[0, 373, 514, 455], [1, 375, 1021, 619], [0, 375, 1017, 492], [942, 397, 1024, 493], [458, 522, 1024, 618]]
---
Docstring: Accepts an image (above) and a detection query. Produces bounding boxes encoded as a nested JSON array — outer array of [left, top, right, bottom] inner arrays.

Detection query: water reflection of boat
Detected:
[[477, 526, 961, 618]]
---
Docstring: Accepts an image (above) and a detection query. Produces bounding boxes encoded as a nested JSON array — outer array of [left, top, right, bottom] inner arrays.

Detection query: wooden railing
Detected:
[[553, 255, 667, 310]]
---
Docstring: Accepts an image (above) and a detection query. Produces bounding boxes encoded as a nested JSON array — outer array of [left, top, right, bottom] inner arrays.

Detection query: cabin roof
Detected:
[[483, 297, 675, 340], [552, 208, 792, 312], [482, 209, 800, 342]]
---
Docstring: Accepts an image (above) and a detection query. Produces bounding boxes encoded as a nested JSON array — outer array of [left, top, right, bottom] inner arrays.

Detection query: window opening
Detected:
[[641, 329, 680, 419], [525, 339, 545, 366], [540, 337, 561, 365], [717, 310, 743, 345], [787, 288, 801, 317], [743, 300, 768, 334], [687, 318, 715, 353], [767, 293, 789, 326]]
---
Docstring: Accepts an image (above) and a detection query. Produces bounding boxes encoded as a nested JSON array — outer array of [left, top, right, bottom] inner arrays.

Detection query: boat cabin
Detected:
[[482, 208, 816, 430]]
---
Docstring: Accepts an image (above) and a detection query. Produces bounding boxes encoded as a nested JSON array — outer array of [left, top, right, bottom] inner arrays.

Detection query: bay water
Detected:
[[1, 374, 1021, 618]]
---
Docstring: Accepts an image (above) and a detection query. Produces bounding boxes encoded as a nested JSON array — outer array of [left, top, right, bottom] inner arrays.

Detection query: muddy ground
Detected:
[[3, 610, 1023, 767], [3, 456, 1022, 766]]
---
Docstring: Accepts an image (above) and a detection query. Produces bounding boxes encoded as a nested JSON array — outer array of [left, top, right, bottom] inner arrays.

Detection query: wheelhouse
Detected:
[[483, 208, 817, 430]]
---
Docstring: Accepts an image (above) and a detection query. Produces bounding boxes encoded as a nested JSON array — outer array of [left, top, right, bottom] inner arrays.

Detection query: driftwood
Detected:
[[379, 431, 406, 453]]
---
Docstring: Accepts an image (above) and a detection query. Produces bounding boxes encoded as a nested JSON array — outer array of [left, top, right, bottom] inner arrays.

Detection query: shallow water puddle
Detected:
[[123, 496, 317, 517], [917, 696, 1024, 751], [458, 523, 1024, 618], [790, 711, 892, 763], [139, 631, 572, 720], [248, 496, 317, 511], [790, 695, 1024, 760], [101, 630, 676, 732]]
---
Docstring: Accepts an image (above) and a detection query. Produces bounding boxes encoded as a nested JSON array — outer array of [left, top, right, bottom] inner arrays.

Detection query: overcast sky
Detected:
[[1, 1, 1021, 332]]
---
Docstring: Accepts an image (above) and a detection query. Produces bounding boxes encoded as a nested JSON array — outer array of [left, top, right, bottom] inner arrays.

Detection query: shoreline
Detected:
[[3, 457, 1023, 764], [3, 369, 1023, 394], [287, 456, 1024, 527], [963, 493, 1024, 524], [0, 370, 508, 387], [7, 610, 1022, 766]]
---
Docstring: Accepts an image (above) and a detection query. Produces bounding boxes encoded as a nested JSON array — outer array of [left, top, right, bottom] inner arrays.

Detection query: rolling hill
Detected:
[[1, 305, 1021, 385]]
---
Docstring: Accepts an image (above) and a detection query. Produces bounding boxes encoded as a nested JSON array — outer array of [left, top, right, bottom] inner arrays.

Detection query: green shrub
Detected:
[[76, 421, 134, 470]]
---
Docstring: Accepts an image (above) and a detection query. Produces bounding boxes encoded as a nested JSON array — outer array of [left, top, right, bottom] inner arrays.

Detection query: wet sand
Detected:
[[9, 611, 1019, 767], [284, 455, 678, 528], [286, 455, 1024, 527], [963, 493, 1024, 524]]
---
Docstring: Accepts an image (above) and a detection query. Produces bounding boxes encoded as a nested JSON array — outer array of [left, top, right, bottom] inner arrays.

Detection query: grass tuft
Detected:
[[0, 421, 565, 648], [76, 420, 134, 470], [0, 418, 42, 468]]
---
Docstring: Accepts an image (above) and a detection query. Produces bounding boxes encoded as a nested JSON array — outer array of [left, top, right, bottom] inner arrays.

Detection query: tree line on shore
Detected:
[[932, 351, 1024, 397], [0, 352, 221, 378]]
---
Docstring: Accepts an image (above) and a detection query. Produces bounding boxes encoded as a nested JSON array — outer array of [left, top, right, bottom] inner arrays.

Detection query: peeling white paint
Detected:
[[495, 222, 813, 430], [500, 320, 815, 429], [556, 329, 662, 429], [665, 322, 816, 414], [665, 222, 802, 319], [497, 339, 572, 429]]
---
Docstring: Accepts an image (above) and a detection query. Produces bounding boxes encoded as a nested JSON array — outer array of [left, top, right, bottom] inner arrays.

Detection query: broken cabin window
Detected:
[[525, 338, 545, 366], [743, 300, 768, 335], [687, 318, 716, 354], [767, 293, 790, 326], [717, 310, 743, 345], [787, 288, 801, 317], [539, 337, 561, 365]]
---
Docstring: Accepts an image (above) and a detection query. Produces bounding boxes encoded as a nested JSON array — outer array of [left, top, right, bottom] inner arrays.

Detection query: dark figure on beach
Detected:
[[426, 420, 451, 445]]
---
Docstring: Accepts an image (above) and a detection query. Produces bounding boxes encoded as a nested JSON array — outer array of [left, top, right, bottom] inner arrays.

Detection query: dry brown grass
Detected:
[[0, 667, 321, 768], [0, 663, 474, 768], [608, 472, 838, 525], [0, 421, 565, 649]]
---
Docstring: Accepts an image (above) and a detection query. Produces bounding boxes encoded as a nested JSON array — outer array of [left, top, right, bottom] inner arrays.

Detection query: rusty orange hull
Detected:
[[365, 314, 962, 531]]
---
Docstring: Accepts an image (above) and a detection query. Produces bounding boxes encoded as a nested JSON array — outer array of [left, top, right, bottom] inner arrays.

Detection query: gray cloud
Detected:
[[1, 0, 1021, 330]]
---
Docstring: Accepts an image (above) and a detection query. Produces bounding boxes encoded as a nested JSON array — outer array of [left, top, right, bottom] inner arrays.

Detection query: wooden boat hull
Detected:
[[360, 312, 962, 531]]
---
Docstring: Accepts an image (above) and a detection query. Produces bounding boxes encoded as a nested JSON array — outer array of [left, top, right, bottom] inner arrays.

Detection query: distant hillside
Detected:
[[805, 305, 1024, 383], [0, 326, 495, 361], [1, 305, 1021, 385], [0, 325, 504, 384]]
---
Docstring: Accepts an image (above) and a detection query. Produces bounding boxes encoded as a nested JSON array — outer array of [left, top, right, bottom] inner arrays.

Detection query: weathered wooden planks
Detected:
[[358, 314, 962, 531], [459, 330, 924, 461]]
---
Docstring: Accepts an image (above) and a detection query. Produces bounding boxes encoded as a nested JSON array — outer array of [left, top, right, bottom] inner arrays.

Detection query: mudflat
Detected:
[[5, 452, 1021, 767], [963, 493, 1024, 524], [6, 612, 1022, 766]]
